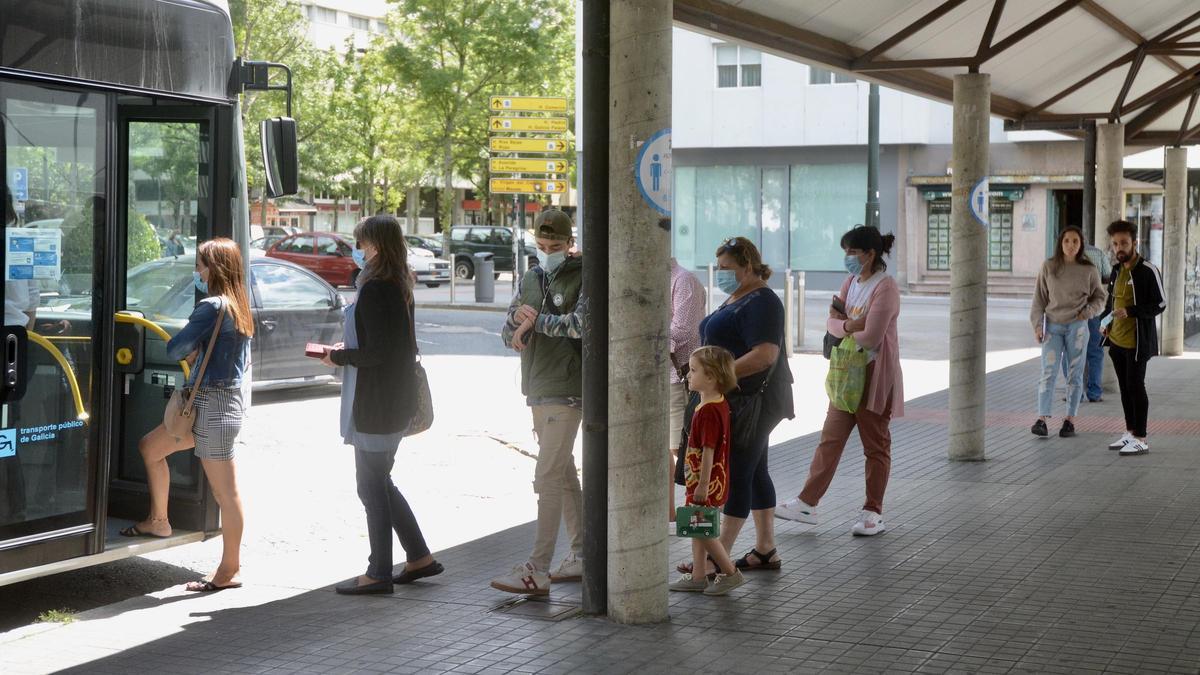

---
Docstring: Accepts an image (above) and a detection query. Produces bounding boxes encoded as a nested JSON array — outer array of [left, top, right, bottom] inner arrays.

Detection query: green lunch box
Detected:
[[675, 505, 721, 539]]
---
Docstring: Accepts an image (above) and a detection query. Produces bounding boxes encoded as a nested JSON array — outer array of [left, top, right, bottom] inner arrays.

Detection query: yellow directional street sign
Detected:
[[490, 178, 567, 195], [490, 96, 568, 113], [490, 158, 569, 174], [489, 116, 569, 133], [489, 137, 570, 154]]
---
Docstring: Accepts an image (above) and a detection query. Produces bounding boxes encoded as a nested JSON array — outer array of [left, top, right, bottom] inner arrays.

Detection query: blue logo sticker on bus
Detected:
[[0, 428, 16, 458]]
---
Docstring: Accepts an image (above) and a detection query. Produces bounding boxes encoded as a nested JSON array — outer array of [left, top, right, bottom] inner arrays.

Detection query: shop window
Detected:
[[988, 199, 1013, 272], [926, 198, 1014, 272], [927, 200, 951, 271]]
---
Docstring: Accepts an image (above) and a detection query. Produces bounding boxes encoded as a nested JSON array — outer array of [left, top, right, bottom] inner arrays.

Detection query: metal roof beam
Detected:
[[1121, 63, 1200, 115], [980, 0, 1085, 63], [1024, 52, 1132, 117], [1176, 92, 1199, 146], [974, 0, 1007, 66], [853, 57, 976, 72], [852, 0, 970, 68], [1081, 0, 1187, 74], [1111, 48, 1146, 120], [1125, 78, 1200, 137]]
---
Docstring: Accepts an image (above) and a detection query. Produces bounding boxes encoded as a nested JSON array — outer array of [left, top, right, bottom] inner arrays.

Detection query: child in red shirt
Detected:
[[671, 346, 745, 596]]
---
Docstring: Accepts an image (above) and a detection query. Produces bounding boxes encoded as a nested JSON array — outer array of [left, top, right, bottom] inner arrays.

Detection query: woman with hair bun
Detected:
[[777, 225, 904, 537]]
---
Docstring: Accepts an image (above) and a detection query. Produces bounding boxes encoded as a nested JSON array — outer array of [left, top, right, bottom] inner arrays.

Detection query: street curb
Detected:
[[417, 302, 508, 313]]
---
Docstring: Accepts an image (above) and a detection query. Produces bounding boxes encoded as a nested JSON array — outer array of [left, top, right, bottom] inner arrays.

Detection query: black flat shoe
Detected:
[[1059, 420, 1076, 437], [335, 577, 393, 595], [1031, 419, 1048, 437], [393, 561, 444, 585]]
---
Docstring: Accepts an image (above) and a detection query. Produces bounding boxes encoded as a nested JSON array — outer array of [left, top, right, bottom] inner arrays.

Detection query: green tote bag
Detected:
[[825, 335, 868, 414]]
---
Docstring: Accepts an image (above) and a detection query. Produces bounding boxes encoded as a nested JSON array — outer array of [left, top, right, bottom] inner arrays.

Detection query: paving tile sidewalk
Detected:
[[4, 355, 1200, 674]]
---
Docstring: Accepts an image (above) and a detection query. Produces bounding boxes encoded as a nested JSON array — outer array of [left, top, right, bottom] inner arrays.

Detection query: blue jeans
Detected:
[[354, 446, 431, 581], [1059, 318, 1104, 401], [1040, 320, 1088, 418]]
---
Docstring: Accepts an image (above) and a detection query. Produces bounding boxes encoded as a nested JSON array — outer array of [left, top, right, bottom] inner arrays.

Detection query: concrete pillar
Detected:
[[1163, 146, 1187, 356], [1095, 122, 1123, 393], [1094, 122, 1124, 252], [606, 0, 670, 623], [948, 73, 989, 462]]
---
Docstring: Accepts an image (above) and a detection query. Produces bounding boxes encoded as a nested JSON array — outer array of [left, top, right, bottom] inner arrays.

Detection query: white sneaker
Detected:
[[703, 569, 746, 596], [1119, 439, 1150, 456], [490, 562, 550, 595], [549, 552, 583, 582], [851, 510, 886, 536], [1109, 432, 1135, 450], [775, 497, 818, 524], [669, 520, 677, 536]]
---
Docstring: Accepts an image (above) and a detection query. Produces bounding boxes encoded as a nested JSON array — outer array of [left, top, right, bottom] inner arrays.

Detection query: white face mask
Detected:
[[536, 249, 567, 273]]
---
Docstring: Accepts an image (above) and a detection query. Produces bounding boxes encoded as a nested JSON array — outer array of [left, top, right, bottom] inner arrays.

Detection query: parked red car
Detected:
[[266, 232, 359, 287]]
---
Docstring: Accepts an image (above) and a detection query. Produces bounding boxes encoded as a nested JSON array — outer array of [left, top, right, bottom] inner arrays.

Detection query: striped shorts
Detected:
[[191, 386, 245, 461]]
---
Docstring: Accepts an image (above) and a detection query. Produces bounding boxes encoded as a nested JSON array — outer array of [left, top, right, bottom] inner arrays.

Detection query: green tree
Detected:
[[385, 0, 576, 231], [63, 204, 159, 275]]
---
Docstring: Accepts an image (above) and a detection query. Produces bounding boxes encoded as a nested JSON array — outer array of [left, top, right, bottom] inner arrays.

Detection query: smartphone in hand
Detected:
[[831, 295, 846, 315]]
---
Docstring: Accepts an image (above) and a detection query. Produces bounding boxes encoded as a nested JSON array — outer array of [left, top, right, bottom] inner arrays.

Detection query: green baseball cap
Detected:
[[534, 210, 573, 241]]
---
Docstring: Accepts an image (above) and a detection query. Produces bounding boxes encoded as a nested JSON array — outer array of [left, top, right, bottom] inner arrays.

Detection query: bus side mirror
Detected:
[[260, 117, 298, 198]]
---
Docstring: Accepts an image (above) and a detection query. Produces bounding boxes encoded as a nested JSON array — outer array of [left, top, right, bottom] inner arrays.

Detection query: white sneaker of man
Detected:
[[1109, 431, 1135, 450], [490, 562, 550, 596], [775, 497, 818, 524], [549, 552, 583, 582], [851, 510, 886, 536], [1119, 438, 1150, 456]]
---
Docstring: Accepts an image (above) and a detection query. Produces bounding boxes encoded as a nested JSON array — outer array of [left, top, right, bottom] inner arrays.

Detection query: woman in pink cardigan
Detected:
[[776, 225, 903, 536]]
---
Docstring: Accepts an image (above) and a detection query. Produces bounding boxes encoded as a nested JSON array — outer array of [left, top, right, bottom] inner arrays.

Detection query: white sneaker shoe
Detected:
[[1119, 439, 1150, 456], [1109, 432, 1135, 450], [703, 569, 746, 596], [775, 497, 818, 524], [490, 562, 550, 595], [851, 510, 886, 536], [549, 552, 583, 582]]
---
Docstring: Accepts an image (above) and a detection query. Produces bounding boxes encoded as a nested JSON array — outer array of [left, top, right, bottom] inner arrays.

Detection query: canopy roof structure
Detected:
[[674, 0, 1200, 147]]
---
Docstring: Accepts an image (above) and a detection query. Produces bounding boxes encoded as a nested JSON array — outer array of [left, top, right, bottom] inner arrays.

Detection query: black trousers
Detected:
[[1108, 346, 1149, 438], [354, 446, 430, 581]]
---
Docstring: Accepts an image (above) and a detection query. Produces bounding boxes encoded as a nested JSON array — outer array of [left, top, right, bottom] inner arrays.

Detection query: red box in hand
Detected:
[[305, 343, 333, 358]]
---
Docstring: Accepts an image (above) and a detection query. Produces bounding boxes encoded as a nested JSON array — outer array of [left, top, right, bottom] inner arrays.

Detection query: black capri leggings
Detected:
[[723, 413, 779, 519]]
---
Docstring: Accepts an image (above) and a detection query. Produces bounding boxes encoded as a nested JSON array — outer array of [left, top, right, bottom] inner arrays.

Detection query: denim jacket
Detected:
[[167, 297, 251, 388]]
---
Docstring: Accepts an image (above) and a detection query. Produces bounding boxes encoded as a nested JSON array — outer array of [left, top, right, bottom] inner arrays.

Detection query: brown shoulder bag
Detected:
[[163, 299, 227, 446]]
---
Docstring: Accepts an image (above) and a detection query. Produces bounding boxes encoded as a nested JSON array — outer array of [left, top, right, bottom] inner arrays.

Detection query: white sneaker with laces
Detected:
[[1119, 438, 1150, 456], [851, 510, 886, 536], [549, 552, 583, 582], [1109, 432, 1135, 450], [775, 497, 818, 524], [490, 562, 550, 595]]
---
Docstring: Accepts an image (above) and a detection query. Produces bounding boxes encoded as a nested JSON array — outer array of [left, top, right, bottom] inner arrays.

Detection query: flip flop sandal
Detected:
[[392, 561, 445, 585], [735, 548, 782, 571], [118, 525, 169, 539], [185, 580, 243, 593]]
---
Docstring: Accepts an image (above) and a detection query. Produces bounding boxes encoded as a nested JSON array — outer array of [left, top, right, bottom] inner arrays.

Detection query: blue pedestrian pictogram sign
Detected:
[[969, 177, 989, 228], [0, 428, 16, 458], [10, 168, 28, 202], [635, 128, 672, 216]]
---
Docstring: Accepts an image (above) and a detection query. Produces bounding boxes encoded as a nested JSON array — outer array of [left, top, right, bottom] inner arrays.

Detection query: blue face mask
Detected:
[[352, 248, 367, 269], [193, 271, 208, 294], [536, 249, 567, 274], [844, 254, 864, 277], [716, 269, 740, 294]]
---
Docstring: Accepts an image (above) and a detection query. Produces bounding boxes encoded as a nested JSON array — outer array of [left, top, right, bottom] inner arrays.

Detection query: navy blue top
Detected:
[[700, 287, 786, 393], [167, 297, 251, 388]]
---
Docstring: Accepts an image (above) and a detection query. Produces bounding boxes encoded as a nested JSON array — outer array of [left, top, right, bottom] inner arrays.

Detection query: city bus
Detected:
[[1, 0, 296, 585]]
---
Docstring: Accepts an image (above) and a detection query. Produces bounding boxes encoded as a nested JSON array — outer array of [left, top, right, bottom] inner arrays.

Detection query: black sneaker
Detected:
[[1031, 419, 1048, 437], [1059, 420, 1076, 437]]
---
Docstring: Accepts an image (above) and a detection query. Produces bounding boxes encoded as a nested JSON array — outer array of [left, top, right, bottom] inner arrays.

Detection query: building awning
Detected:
[[917, 184, 1028, 201], [674, 1, 1200, 147]]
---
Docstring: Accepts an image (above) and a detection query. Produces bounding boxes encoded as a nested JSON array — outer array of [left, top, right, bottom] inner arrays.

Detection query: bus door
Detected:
[[1, 80, 108, 572], [105, 106, 220, 537]]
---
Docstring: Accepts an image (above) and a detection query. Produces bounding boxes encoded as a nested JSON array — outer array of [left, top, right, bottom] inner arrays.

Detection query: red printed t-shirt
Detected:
[[685, 397, 731, 506]]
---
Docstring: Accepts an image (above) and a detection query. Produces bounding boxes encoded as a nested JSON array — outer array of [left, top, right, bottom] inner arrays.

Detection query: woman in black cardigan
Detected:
[[323, 215, 443, 594]]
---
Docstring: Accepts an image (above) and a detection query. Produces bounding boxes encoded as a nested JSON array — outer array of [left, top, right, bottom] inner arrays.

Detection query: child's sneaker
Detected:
[[550, 552, 583, 582], [490, 562, 550, 596], [669, 573, 708, 592], [851, 510, 886, 536], [775, 497, 818, 524], [703, 569, 746, 596]]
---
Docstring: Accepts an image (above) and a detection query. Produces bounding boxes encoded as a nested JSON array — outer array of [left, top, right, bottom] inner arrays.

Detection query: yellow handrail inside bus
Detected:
[[26, 332, 89, 422], [115, 313, 191, 381]]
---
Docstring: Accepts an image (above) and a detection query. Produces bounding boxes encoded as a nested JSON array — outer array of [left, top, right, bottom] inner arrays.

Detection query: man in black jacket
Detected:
[[1099, 220, 1166, 456]]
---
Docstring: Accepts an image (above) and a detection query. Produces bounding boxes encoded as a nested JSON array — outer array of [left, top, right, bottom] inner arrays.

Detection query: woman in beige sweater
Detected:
[[1029, 227, 1108, 438]]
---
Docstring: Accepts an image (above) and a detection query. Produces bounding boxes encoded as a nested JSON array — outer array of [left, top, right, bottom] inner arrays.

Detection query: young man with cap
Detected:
[[491, 209, 587, 595], [1099, 220, 1166, 456]]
